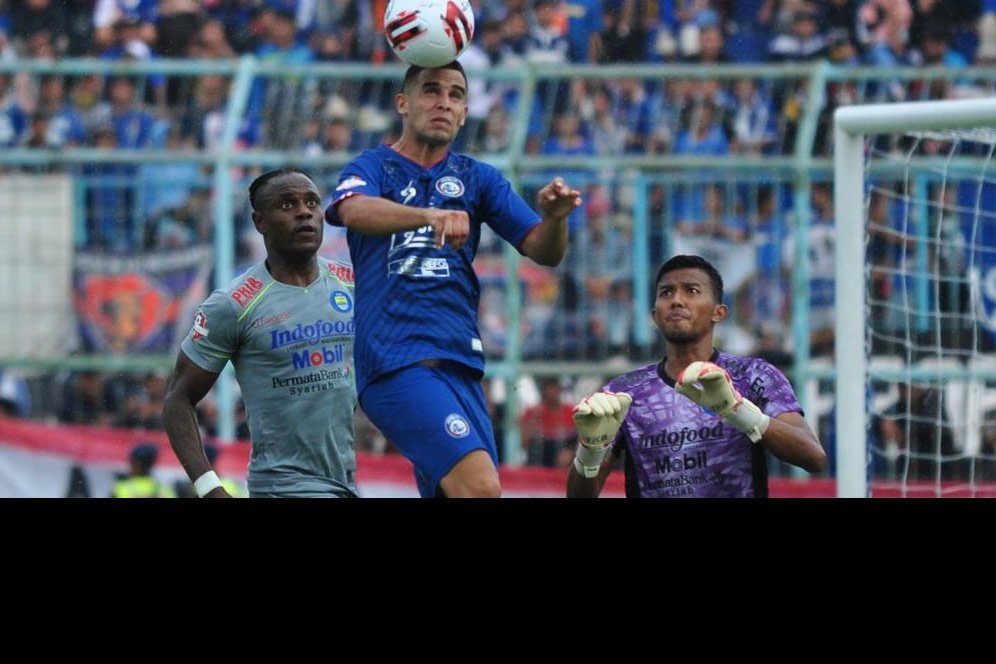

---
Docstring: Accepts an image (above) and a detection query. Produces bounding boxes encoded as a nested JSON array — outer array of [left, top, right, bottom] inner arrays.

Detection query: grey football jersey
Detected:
[[181, 258, 357, 496]]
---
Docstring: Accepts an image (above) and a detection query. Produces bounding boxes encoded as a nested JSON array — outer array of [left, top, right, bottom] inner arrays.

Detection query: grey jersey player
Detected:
[[163, 169, 358, 497]]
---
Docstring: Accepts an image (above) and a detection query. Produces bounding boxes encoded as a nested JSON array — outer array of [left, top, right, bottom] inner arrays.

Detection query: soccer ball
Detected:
[[384, 0, 475, 68]]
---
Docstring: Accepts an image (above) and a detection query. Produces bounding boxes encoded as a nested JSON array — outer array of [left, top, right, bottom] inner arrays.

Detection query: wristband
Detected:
[[194, 470, 223, 497], [573, 441, 610, 478], [723, 401, 770, 444]]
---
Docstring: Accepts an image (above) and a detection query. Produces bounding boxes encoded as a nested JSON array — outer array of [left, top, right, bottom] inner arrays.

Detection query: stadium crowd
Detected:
[[2, 0, 995, 472]]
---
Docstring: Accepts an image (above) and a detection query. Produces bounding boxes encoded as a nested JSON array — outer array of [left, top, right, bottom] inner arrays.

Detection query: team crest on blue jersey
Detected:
[[435, 176, 465, 198], [445, 413, 470, 438], [330, 290, 352, 313]]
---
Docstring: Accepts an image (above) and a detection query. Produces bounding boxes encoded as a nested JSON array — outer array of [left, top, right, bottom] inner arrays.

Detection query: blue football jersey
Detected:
[[326, 145, 540, 394]]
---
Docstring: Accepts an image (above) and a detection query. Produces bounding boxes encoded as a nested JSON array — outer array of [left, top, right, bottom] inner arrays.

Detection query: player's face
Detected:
[[397, 68, 468, 147], [652, 267, 727, 344], [252, 173, 324, 259]]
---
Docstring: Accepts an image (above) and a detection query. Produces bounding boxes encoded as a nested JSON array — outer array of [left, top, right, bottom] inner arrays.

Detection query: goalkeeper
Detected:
[[567, 254, 826, 498]]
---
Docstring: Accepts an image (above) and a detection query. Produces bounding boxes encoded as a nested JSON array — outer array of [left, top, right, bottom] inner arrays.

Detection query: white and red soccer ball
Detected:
[[384, 0, 475, 68]]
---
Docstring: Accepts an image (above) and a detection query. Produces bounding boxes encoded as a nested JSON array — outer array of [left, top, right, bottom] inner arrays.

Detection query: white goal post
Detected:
[[834, 97, 996, 498]]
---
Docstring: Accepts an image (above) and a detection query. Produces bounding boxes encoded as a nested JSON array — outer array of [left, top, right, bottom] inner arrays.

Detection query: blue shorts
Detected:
[[360, 362, 497, 497]]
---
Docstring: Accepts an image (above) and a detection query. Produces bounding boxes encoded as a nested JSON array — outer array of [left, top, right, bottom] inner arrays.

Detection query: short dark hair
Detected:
[[402, 60, 467, 92], [654, 254, 724, 304], [248, 167, 313, 211]]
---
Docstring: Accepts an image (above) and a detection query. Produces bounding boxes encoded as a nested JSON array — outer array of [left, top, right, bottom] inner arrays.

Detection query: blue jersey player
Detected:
[[568, 254, 827, 498], [326, 61, 582, 498]]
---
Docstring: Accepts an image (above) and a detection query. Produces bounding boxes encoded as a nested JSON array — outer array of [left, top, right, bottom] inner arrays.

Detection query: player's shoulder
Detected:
[[319, 256, 355, 287], [337, 146, 387, 174], [448, 150, 496, 176], [213, 261, 272, 312], [606, 361, 659, 394], [349, 145, 387, 163], [185, 268, 265, 347], [716, 350, 784, 380]]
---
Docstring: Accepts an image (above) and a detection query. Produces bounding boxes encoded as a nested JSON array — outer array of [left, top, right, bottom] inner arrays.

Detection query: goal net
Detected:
[[834, 98, 996, 497]]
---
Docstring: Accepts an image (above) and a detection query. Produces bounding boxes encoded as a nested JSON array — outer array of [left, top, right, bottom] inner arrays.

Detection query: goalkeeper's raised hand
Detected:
[[571, 391, 632, 478], [675, 361, 769, 443]]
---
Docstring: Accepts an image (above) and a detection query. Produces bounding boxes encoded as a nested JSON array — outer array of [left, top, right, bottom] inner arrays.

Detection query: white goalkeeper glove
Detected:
[[571, 391, 633, 478], [675, 361, 770, 443]]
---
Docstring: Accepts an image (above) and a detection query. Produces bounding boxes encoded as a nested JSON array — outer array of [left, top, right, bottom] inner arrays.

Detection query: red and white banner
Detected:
[[0, 415, 855, 498], [0, 415, 633, 498]]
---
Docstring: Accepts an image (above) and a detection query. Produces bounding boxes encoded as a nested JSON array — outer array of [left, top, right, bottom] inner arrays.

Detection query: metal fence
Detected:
[[2, 58, 995, 468]]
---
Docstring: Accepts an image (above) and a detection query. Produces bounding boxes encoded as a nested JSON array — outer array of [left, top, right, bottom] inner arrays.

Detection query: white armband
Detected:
[[194, 470, 223, 498]]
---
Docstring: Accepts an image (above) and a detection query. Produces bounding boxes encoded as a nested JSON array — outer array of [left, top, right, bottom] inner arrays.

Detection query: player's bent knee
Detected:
[[439, 450, 501, 498], [441, 475, 501, 498]]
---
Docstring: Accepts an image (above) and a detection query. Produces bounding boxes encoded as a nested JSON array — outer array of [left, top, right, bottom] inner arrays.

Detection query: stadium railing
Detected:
[[2, 58, 995, 470]]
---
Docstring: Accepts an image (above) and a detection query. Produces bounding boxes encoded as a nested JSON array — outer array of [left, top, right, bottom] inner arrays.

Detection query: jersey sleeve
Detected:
[[179, 289, 240, 374], [325, 152, 383, 226], [477, 162, 541, 250], [749, 360, 804, 419]]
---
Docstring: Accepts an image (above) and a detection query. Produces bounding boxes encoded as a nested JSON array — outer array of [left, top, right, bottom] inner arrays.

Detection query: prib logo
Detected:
[[292, 343, 345, 370], [231, 276, 264, 307]]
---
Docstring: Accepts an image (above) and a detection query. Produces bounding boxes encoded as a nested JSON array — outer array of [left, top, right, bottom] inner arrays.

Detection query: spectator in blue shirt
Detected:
[[564, 0, 603, 62]]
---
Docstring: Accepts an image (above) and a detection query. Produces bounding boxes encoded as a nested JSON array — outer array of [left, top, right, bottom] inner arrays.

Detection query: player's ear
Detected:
[[650, 304, 664, 327], [251, 210, 264, 235], [712, 303, 728, 323], [396, 91, 407, 117]]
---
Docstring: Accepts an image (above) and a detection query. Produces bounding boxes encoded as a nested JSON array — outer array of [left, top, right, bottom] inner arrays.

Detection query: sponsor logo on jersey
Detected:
[[643, 470, 727, 497], [292, 343, 346, 370], [330, 290, 352, 313], [401, 179, 417, 205], [388, 256, 451, 277], [248, 311, 292, 330], [324, 260, 354, 285], [654, 450, 708, 474], [231, 276, 265, 307], [270, 319, 355, 349], [435, 176, 465, 198], [639, 422, 724, 451], [272, 366, 351, 393], [191, 310, 209, 340], [336, 176, 367, 191], [445, 413, 470, 438]]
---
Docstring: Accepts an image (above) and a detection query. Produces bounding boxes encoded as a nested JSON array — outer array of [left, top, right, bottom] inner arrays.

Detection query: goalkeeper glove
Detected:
[[571, 391, 632, 478], [675, 361, 770, 443]]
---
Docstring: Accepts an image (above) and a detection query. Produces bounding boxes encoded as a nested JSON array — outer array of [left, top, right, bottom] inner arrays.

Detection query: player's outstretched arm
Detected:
[[336, 196, 469, 250], [675, 361, 826, 473], [566, 391, 632, 498], [162, 352, 232, 498], [520, 177, 582, 267]]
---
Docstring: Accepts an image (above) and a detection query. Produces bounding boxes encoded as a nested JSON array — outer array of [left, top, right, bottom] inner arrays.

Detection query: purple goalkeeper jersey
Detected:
[[604, 350, 804, 498]]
